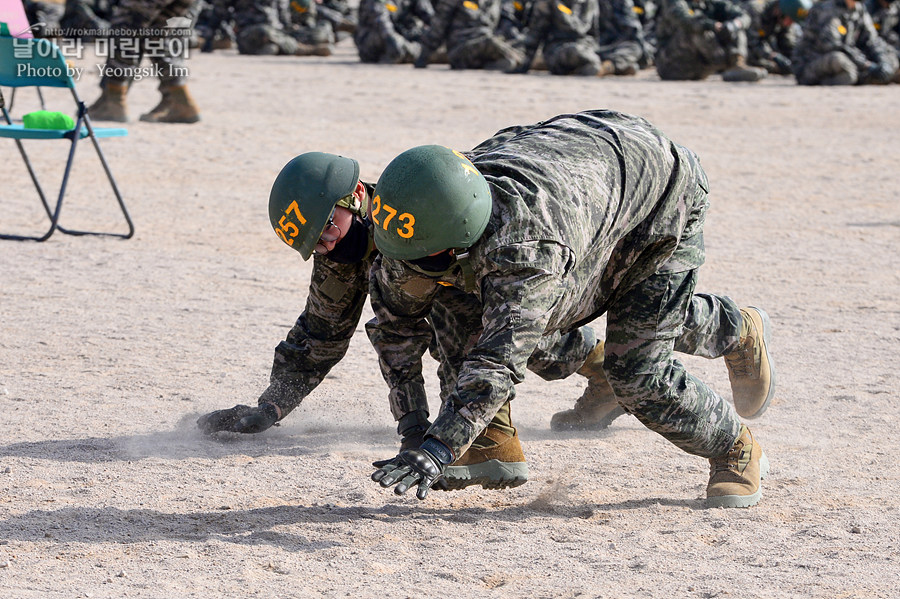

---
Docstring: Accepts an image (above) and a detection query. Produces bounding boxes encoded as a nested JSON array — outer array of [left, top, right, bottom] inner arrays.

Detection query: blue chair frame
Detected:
[[0, 25, 134, 241]]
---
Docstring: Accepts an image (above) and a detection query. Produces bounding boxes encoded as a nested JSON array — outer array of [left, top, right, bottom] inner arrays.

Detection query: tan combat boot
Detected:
[[722, 55, 767, 82], [88, 82, 129, 122], [139, 85, 201, 124], [598, 59, 615, 77], [707, 425, 769, 508], [442, 426, 529, 490], [550, 340, 626, 431], [724, 307, 775, 419]]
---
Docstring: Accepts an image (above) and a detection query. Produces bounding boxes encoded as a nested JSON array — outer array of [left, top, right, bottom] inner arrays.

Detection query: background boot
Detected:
[[706, 425, 769, 508], [442, 426, 529, 490], [139, 85, 200, 124], [725, 307, 775, 419], [550, 341, 625, 431], [88, 82, 128, 122], [722, 56, 767, 82]]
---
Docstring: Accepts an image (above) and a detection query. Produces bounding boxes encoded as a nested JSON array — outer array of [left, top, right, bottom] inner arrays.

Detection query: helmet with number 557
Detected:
[[372, 145, 492, 260], [268, 152, 361, 260]]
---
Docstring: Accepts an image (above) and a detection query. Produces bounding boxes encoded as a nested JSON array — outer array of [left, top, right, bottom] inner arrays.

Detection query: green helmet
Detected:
[[372, 145, 492, 260], [268, 152, 361, 260], [779, 0, 812, 20]]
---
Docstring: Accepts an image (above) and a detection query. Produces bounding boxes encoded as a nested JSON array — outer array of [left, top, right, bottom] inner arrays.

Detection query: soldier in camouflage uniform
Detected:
[[229, 0, 331, 56], [197, 152, 617, 491], [594, 0, 654, 75], [655, 0, 768, 80], [88, 0, 201, 124], [413, 0, 525, 69], [743, 0, 809, 75], [369, 110, 776, 508], [497, 0, 531, 45], [866, 0, 900, 80], [354, 0, 434, 63], [509, 0, 609, 75], [792, 0, 899, 84]]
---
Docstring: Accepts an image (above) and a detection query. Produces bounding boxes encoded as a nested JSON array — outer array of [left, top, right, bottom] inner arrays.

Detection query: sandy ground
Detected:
[[1, 38, 899, 599]]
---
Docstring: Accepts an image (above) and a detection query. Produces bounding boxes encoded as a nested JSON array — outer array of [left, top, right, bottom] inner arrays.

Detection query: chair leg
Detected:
[[0, 137, 65, 242], [1, 114, 135, 241]]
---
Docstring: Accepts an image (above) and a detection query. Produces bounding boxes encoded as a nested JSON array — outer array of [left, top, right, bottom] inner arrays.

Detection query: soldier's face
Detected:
[[844, 0, 856, 8], [315, 206, 354, 255]]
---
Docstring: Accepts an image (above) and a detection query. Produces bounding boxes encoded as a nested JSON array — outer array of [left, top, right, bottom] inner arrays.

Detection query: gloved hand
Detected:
[[371, 438, 454, 499], [196, 403, 280, 435]]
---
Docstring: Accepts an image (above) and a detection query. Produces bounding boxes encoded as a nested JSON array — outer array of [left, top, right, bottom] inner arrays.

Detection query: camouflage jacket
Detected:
[[744, 0, 802, 61], [355, 0, 434, 45], [656, 0, 750, 42], [419, 0, 504, 52], [866, 0, 900, 51], [793, 0, 897, 70], [595, 0, 646, 45], [369, 110, 710, 455], [521, 0, 599, 56]]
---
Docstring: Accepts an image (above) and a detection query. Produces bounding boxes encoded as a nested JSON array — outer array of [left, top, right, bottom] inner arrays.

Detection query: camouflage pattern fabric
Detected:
[[498, 0, 531, 43], [100, 0, 195, 87], [259, 184, 594, 432], [743, 0, 802, 74], [231, 0, 330, 54], [520, 0, 603, 75], [419, 0, 524, 69], [792, 0, 898, 84], [654, 0, 752, 79], [866, 0, 900, 56], [369, 110, 745, 460], [354, 0, 433, 63], [595, 0, 652, 72]]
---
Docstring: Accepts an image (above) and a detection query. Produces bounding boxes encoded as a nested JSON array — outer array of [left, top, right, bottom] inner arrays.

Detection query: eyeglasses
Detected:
[[319, 212, 342, 243]]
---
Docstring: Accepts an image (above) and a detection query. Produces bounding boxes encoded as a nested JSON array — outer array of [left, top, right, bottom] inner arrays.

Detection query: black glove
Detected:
[[197, 403, 280, 435], [371, 438, 454, 500]]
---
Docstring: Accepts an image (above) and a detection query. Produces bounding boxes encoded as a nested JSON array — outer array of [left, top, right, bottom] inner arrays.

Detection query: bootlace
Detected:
[[725, 339, 756, 377], [711, 440, 744, 473]]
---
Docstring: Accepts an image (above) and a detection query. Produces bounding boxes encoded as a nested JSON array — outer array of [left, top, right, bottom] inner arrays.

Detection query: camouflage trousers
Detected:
[[795, 51, 860, 86], [101, 0, 194, 88], [543, 38, 602, 76], [447, 34, 524, 70], [395, 284, 595, 425], [236, 23, 331, 55], [604, 266, 743, 459], [655, 29, 748, 81], [597, 39, 644, 74], [354, 29, 420, 64]]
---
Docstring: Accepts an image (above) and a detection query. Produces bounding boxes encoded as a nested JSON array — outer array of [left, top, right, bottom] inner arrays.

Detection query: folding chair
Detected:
[[0, 22, 134, 241]]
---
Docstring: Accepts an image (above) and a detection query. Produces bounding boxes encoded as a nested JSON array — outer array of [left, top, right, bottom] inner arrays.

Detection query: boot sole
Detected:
[[550, 406, 626, 432], [441, 460, 529, 491], [743, 306, 776, 419], [706, 451, 770, 508]]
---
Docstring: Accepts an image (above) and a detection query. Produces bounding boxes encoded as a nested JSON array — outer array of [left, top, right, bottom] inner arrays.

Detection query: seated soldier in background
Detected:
[[413, 0, 524, 70], [744, 0, 811, 75], [865, 0, 900, 79], [231, 0, 332, 56], [655, 0, 768, 81], [354, 0, 433, 64], [792, 0, 898, 84], [595, 0, 655, 75], [509, 0, 608, 76]]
